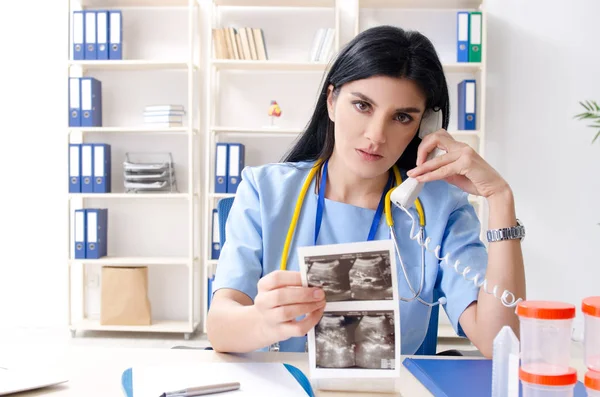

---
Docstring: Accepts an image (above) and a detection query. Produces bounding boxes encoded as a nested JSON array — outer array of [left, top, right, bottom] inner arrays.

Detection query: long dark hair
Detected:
[[283, 25, 450, 171]]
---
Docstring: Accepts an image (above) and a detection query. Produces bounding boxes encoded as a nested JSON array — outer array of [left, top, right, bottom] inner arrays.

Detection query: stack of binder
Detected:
[[143, 105, 185, 128], [456, 11, 482, 63], [123, 152, 177, 193], [69, 77, 103, 127], [72, 10, 122, 60], [69, 143, 111, 193], [458, 79, 476, 130], [214, 143, 245, 194], [74, 208, 108, 259]]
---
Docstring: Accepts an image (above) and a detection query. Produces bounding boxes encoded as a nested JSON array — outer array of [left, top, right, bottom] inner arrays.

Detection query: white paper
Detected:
[[298, 240, 401, 392], [132, 363, 308, 397], [0, 367, 67, 395]]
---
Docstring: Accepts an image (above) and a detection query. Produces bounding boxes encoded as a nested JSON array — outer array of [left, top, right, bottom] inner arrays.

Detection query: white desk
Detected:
[[0, 342, 587, 396]]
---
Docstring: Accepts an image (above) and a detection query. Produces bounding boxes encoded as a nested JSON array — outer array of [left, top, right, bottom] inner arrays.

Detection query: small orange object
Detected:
[[268, 100, 282, 117]]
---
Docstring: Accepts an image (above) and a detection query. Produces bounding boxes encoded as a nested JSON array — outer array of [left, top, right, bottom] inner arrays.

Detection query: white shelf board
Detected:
[[210, 193, 235, 200], [360, 0, 482, 9], [72, 319, 198, 333], [211, 60, 329, 71], [69, 257, 191, 266], [443, 62, 482, 73], [69, 60, 199, 71], [438, 323, 461, 339], [68, 126, 195, 135], [214, 0, 335, 7], [450, 130, 480, 137], [69, 193, 191, 199], [81, 0, 196, 8], [212, 126, 303, 135]]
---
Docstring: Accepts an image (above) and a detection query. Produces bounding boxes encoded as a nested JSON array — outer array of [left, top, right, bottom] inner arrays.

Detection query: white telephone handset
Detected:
[[390, 109, 445, 209]]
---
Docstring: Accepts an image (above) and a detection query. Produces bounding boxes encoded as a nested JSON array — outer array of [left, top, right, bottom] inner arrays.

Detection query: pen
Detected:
[[160, 382, 240, 397]]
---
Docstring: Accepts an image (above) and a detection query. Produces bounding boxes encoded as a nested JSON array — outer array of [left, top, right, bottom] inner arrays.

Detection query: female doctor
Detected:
[[206, 25, 526, 359]]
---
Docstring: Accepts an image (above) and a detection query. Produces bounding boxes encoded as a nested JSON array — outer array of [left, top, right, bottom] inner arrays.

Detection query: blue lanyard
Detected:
[[314, 160, 393, 245]]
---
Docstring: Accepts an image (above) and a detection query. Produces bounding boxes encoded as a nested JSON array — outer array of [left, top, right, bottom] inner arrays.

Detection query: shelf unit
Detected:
[[67, 0, 202, 339], [202, 0, 341, 333], [201, 0, 488, 342], [357, 0, 488, 339]]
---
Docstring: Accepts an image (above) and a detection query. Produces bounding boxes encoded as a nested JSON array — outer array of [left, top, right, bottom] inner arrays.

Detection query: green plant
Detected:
[[574, 100, 600, 144]]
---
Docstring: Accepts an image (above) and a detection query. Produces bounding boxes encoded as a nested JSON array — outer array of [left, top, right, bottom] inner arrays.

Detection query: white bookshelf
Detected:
[[202, 0, 341, 334], [357, 0, 488, 340], [67, 0, 202, 340]]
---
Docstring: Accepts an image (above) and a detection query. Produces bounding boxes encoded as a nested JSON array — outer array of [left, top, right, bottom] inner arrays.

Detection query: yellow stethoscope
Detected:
[[278, 159, 439, 308]]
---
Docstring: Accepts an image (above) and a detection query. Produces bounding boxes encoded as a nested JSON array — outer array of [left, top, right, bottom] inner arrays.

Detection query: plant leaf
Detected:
[[580, 101, 592, 111], [594, 101, 600, 112], [593, 130, 600, 143]]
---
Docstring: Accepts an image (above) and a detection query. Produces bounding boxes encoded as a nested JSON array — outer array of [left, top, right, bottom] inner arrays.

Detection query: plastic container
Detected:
[[585, 370, 600, 397], [583, 297, 600, 371], [520, 367, 577, 397], [492, 326, 520, 397], [517, 301, 576, 374]]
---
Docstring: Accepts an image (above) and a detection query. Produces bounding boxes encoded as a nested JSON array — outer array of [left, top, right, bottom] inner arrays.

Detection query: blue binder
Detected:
[[72, 11, 85, 60], [81, 144, 94, 193], [121, 363, 315, 397], [456, 11, 470, 62], [211, 208, 220, 259], [214, 143, 229, 194], [74, 209, 87, 259], [84, 11, 97, 60], [109, 11, 122, 60], [81, 77, 102, 127], [226, 143, 245, 194], [92, 143, 111, 193], [69, 144, 81, 193], [96, 11, 109, 60], [402, 357, 587, 397], [69, 78, 81, 127], [85, 208, 108, 259], [458, 79, 476, 130]]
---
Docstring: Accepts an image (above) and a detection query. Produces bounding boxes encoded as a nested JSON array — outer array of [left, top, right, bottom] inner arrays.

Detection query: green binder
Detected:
[[469, 12, 482, 62]]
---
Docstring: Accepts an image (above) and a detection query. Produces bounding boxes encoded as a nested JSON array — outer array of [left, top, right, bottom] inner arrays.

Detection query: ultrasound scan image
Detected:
[[306, 258, 352, 301], [305, 251, 393, 302], [315, 311, 395, 370], [348, 253, 393, 300]]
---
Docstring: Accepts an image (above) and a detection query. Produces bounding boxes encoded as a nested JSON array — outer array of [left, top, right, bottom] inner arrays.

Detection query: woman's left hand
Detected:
[[406, 129, 510, 199]]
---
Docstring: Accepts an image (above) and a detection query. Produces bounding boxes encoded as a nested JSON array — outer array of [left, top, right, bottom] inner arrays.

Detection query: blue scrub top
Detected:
[[211, 160, 488, 355]]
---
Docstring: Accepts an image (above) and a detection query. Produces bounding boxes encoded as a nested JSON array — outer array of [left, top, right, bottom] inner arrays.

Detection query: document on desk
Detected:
[[0, 367, 68, 395], [298, 240, 401, 393], [131, 362, 310, 396]]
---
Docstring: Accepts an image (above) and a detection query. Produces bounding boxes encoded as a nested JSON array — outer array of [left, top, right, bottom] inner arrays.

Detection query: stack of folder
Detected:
[[69, 77, 103, 127], [74, 208, 108, 260], [214, 143, 245, 194], [69, 143, 111, 193], [123, 152, 177, 193], [72, 10, 122, 60], [143, 105, 185, 128], [456, 11, 482, 63]]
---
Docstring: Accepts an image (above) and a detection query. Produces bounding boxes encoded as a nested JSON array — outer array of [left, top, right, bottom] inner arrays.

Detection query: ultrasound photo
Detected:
[[315, 311, 396, 370], [304, 250, 393, 301]]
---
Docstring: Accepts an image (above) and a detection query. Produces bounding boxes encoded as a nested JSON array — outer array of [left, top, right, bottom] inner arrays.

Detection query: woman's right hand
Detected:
[[254, 270, 326, 343]]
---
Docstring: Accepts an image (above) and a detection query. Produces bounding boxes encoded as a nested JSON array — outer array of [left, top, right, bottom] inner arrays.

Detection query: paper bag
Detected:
[[100, 266, 152, 326]]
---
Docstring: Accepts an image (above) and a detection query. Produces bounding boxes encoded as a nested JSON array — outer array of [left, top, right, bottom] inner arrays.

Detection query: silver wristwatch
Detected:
[[486, 219, 525, 243]]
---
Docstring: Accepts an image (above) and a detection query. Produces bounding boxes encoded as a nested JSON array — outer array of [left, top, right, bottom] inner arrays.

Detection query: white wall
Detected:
[[0, 0, 598, 331], [484, 0, 600, 329]]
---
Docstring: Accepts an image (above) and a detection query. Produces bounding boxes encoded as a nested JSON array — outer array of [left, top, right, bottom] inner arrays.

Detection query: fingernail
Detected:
[[407, 169, 414, 176], [313, 289, 324, 300]]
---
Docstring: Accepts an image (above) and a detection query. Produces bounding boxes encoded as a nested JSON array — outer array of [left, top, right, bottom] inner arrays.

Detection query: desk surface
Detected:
[[0, 342, 587, 397]]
